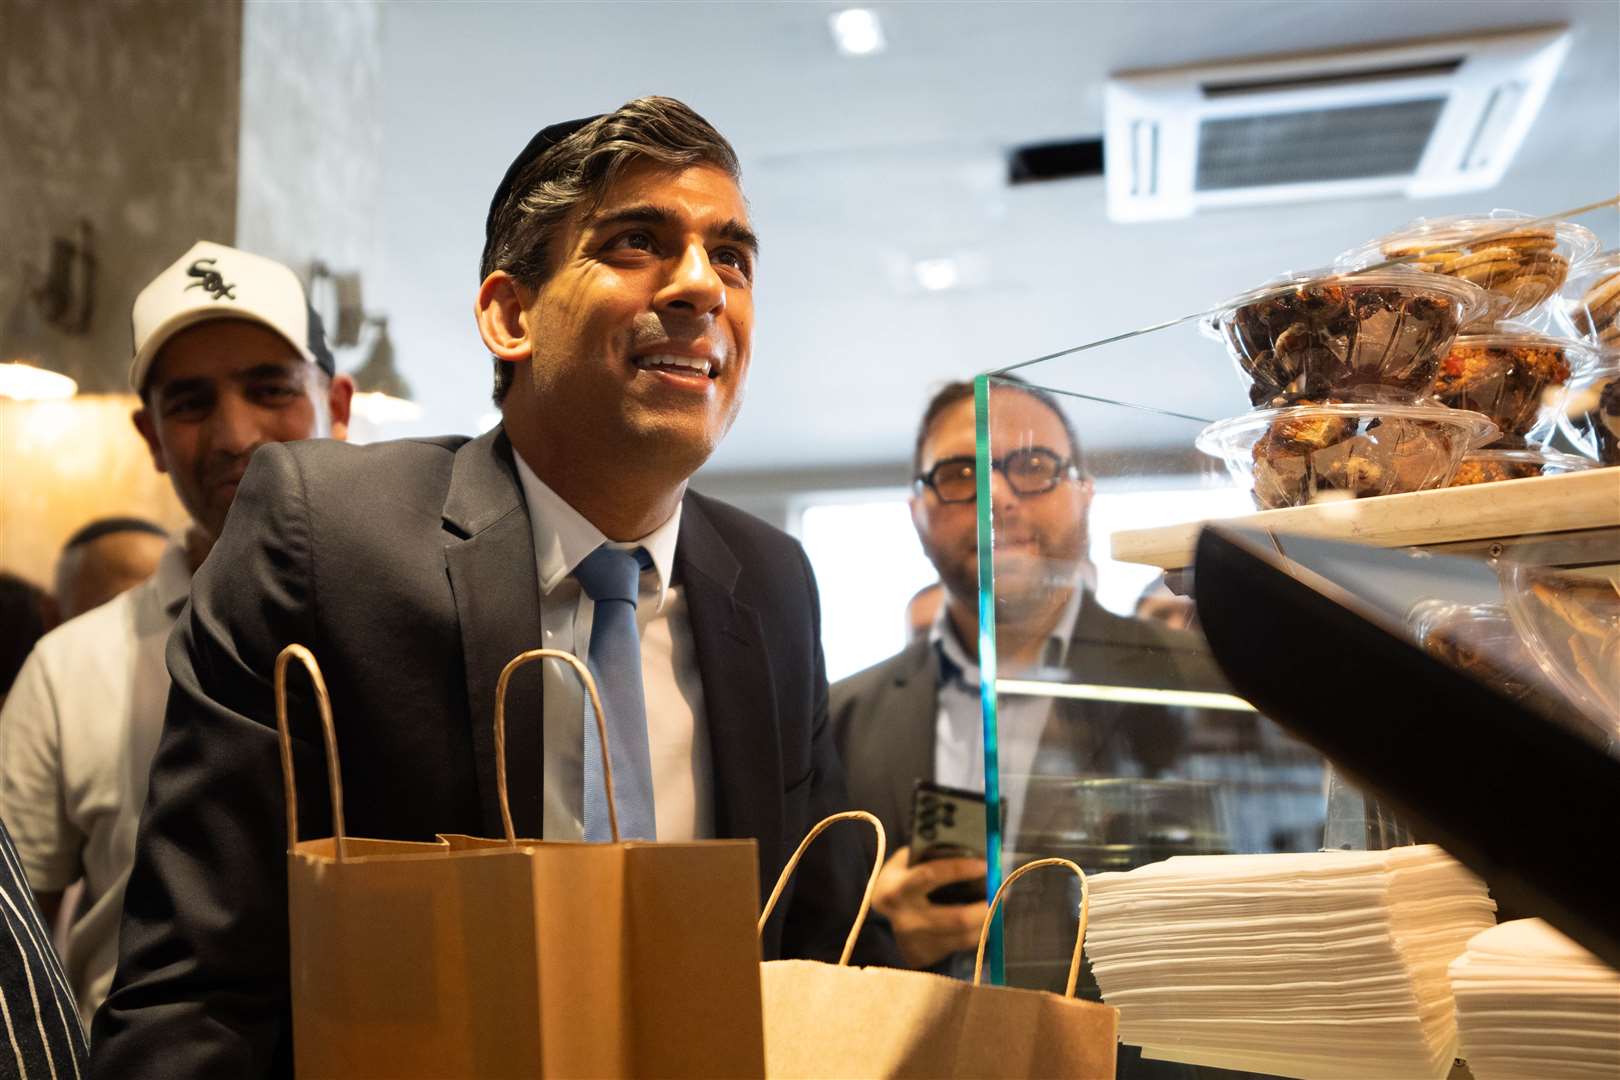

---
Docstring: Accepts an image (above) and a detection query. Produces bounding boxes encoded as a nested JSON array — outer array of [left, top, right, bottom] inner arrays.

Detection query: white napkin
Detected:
[[1086, 844, 1497, 1080]]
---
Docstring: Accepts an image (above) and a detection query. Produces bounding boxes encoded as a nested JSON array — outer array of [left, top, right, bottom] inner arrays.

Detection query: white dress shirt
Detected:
[[512, 455, 713, 842], [931, 585, 1083, 843], [0, 539, 190, 1021]]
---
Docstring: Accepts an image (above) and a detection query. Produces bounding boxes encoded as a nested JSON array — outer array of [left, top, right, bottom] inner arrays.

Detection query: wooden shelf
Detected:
[[1110, 468, 1620, 572]]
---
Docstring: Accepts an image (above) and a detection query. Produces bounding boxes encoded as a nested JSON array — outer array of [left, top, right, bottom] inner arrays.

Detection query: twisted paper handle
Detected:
[[274, 644, 349, 861], [758, 810, 885, 967], [494, 649, 618, 844], [973, 857, 1090, 999]]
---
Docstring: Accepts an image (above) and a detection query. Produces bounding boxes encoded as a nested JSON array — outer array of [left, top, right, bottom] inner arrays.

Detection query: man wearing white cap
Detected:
[[0, 241, 352, 1021]]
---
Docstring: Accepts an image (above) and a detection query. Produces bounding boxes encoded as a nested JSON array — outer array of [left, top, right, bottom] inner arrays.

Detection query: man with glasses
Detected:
[[832, 377, 1218, 978]]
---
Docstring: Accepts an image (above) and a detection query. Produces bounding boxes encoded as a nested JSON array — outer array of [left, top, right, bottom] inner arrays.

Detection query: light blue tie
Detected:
[[575, 545, 657, 841]]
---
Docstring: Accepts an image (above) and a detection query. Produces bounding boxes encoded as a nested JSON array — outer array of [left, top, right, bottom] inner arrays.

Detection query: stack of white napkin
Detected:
[[1085, 845, 1496, 1080], [1450, 918, 1620, 1080]]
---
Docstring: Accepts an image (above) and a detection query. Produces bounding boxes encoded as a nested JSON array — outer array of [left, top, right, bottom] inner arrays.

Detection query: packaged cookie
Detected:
[[1195, 400, 1496, 510], [1337, 210, 1599, 325], [1204, 268, 1486, 406], [1556, 250, 1620, 349], [1434, 327, 1589, 436], [1556, 353, 1620, 465]]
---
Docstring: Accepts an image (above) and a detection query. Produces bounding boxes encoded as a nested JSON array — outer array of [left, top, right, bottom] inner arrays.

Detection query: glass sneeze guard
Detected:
[[970, 196, 1620, 1003]]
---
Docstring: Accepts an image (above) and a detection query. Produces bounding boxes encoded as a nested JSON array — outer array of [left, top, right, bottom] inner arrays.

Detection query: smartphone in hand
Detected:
[[908, 780, 991, 904]]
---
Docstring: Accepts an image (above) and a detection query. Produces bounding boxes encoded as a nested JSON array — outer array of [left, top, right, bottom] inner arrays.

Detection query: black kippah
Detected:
[[484, 116, 604, 246], [62, 516, 168, 550]]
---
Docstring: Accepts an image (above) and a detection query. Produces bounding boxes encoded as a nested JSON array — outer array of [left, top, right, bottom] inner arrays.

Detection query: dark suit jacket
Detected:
[[831, 595, 1231, 854], [91, 428, 894, 1079]]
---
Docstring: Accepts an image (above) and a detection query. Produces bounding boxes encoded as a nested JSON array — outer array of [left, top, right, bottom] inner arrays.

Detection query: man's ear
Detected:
[[130, 406, 168, 475], [326, 373, 355, 441], [908, 489, 931, 545], [475, 271, 534, 363]]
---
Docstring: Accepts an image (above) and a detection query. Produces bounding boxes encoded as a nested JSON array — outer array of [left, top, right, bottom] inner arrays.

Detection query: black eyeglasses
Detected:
[[914, 447, 1079, 504]]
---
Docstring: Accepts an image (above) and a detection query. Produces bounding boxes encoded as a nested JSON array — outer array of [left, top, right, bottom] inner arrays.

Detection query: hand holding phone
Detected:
[[908, 780, 990, 905], [872, 846, 990, 969]]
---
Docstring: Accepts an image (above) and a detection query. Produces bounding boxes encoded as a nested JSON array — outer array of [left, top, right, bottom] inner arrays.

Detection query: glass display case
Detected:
[[965, 199, 1619, 1072]]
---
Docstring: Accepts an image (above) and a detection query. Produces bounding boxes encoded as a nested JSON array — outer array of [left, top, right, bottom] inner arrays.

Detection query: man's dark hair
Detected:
[[482, 96, 742, 405], [912, 375, 1084, 477], [0, 573, 51, 696], [61, 516, 167, 551]]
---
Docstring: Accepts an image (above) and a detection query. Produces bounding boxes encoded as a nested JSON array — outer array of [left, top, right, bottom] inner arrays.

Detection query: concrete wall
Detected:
[[236, 0, 383, 302], [0, 0, 242, 393]]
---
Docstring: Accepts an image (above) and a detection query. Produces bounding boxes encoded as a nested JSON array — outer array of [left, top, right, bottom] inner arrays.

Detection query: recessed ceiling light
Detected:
[[913, 258, 960, 292], [829, 9, 885, 57]]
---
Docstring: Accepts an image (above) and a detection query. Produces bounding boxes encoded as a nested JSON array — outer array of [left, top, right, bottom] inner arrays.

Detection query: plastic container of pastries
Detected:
[[1445, 444, 1593, 487], [1555, 353, 1620, 465], [1501, 563, 1620, 743], [1337, 210, 1600, 325], [1196, 400, 1497, 510], [1557, 250, 1620, 349], [1203, 268, 1488, 407], [1434, 326, 1590, 437], [1407, 599, 1547, 704]]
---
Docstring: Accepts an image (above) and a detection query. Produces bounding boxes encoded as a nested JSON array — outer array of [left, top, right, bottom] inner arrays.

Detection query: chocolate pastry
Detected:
[[1561, 369, 1620, 466], [1594, 376, 1620, 464], [1246, 407, 1468, 509], [1225, 280, 1465, 404]]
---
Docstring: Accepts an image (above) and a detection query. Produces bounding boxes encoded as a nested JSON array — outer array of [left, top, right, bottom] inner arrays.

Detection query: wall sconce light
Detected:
[[0, 220, 95, 400], [308, 260, 366, 348], [348, 315, 422, 424]]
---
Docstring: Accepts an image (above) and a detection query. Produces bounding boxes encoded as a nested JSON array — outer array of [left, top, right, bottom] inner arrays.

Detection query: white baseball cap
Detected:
[[129, 240, 335, 392]]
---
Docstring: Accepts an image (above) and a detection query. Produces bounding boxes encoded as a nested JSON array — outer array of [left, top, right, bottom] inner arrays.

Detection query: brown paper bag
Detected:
[[760, 812, 1119, 1079], [275, 645, 767, 1079]]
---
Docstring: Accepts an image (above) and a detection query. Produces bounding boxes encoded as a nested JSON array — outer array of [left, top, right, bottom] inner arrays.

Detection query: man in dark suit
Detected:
[[93, 96, 894, 1078], [832, 378, 1229, 972]]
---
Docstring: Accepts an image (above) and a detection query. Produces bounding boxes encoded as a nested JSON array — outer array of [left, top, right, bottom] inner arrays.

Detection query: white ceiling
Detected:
[[374, 0, 1620, 476]]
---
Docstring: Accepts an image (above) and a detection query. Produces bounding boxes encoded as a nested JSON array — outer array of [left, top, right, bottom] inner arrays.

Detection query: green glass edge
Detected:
[[973, 373, 1004, 985]]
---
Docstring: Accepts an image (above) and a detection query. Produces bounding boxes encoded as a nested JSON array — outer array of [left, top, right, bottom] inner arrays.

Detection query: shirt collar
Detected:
[[512, 451, 680, 611], [155, 538, 193, 616], [929, 582, 1085, 687]]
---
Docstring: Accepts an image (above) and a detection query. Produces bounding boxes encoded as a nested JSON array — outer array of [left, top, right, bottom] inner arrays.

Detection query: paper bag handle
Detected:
[[274, 644, 349, 862], [757, 810, 885, 967], [494, 649, 619, 845], [973, 857, 1089, 999]]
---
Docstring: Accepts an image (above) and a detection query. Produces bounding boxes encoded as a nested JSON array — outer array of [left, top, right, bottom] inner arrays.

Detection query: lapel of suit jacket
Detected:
[[883, 641, 940, 845], [675, 495, 783, 863], [442, 427, 545, 838]]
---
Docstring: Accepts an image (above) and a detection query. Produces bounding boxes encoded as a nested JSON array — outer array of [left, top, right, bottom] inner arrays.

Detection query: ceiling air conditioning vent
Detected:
[[1104, 28, 1569, 222]]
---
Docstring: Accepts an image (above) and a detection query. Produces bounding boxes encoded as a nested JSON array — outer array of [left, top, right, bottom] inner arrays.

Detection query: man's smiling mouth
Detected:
[[634, 353, 714, 377]]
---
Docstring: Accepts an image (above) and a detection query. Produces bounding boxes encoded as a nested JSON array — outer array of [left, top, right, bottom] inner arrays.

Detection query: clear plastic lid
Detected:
[[1336, 209, 1601, 270], [1202, 266, 1491, 336], [1334, 211, 1599, 326], [1457, 446, 1594, 472], [1449, 323, 1593, 359]]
